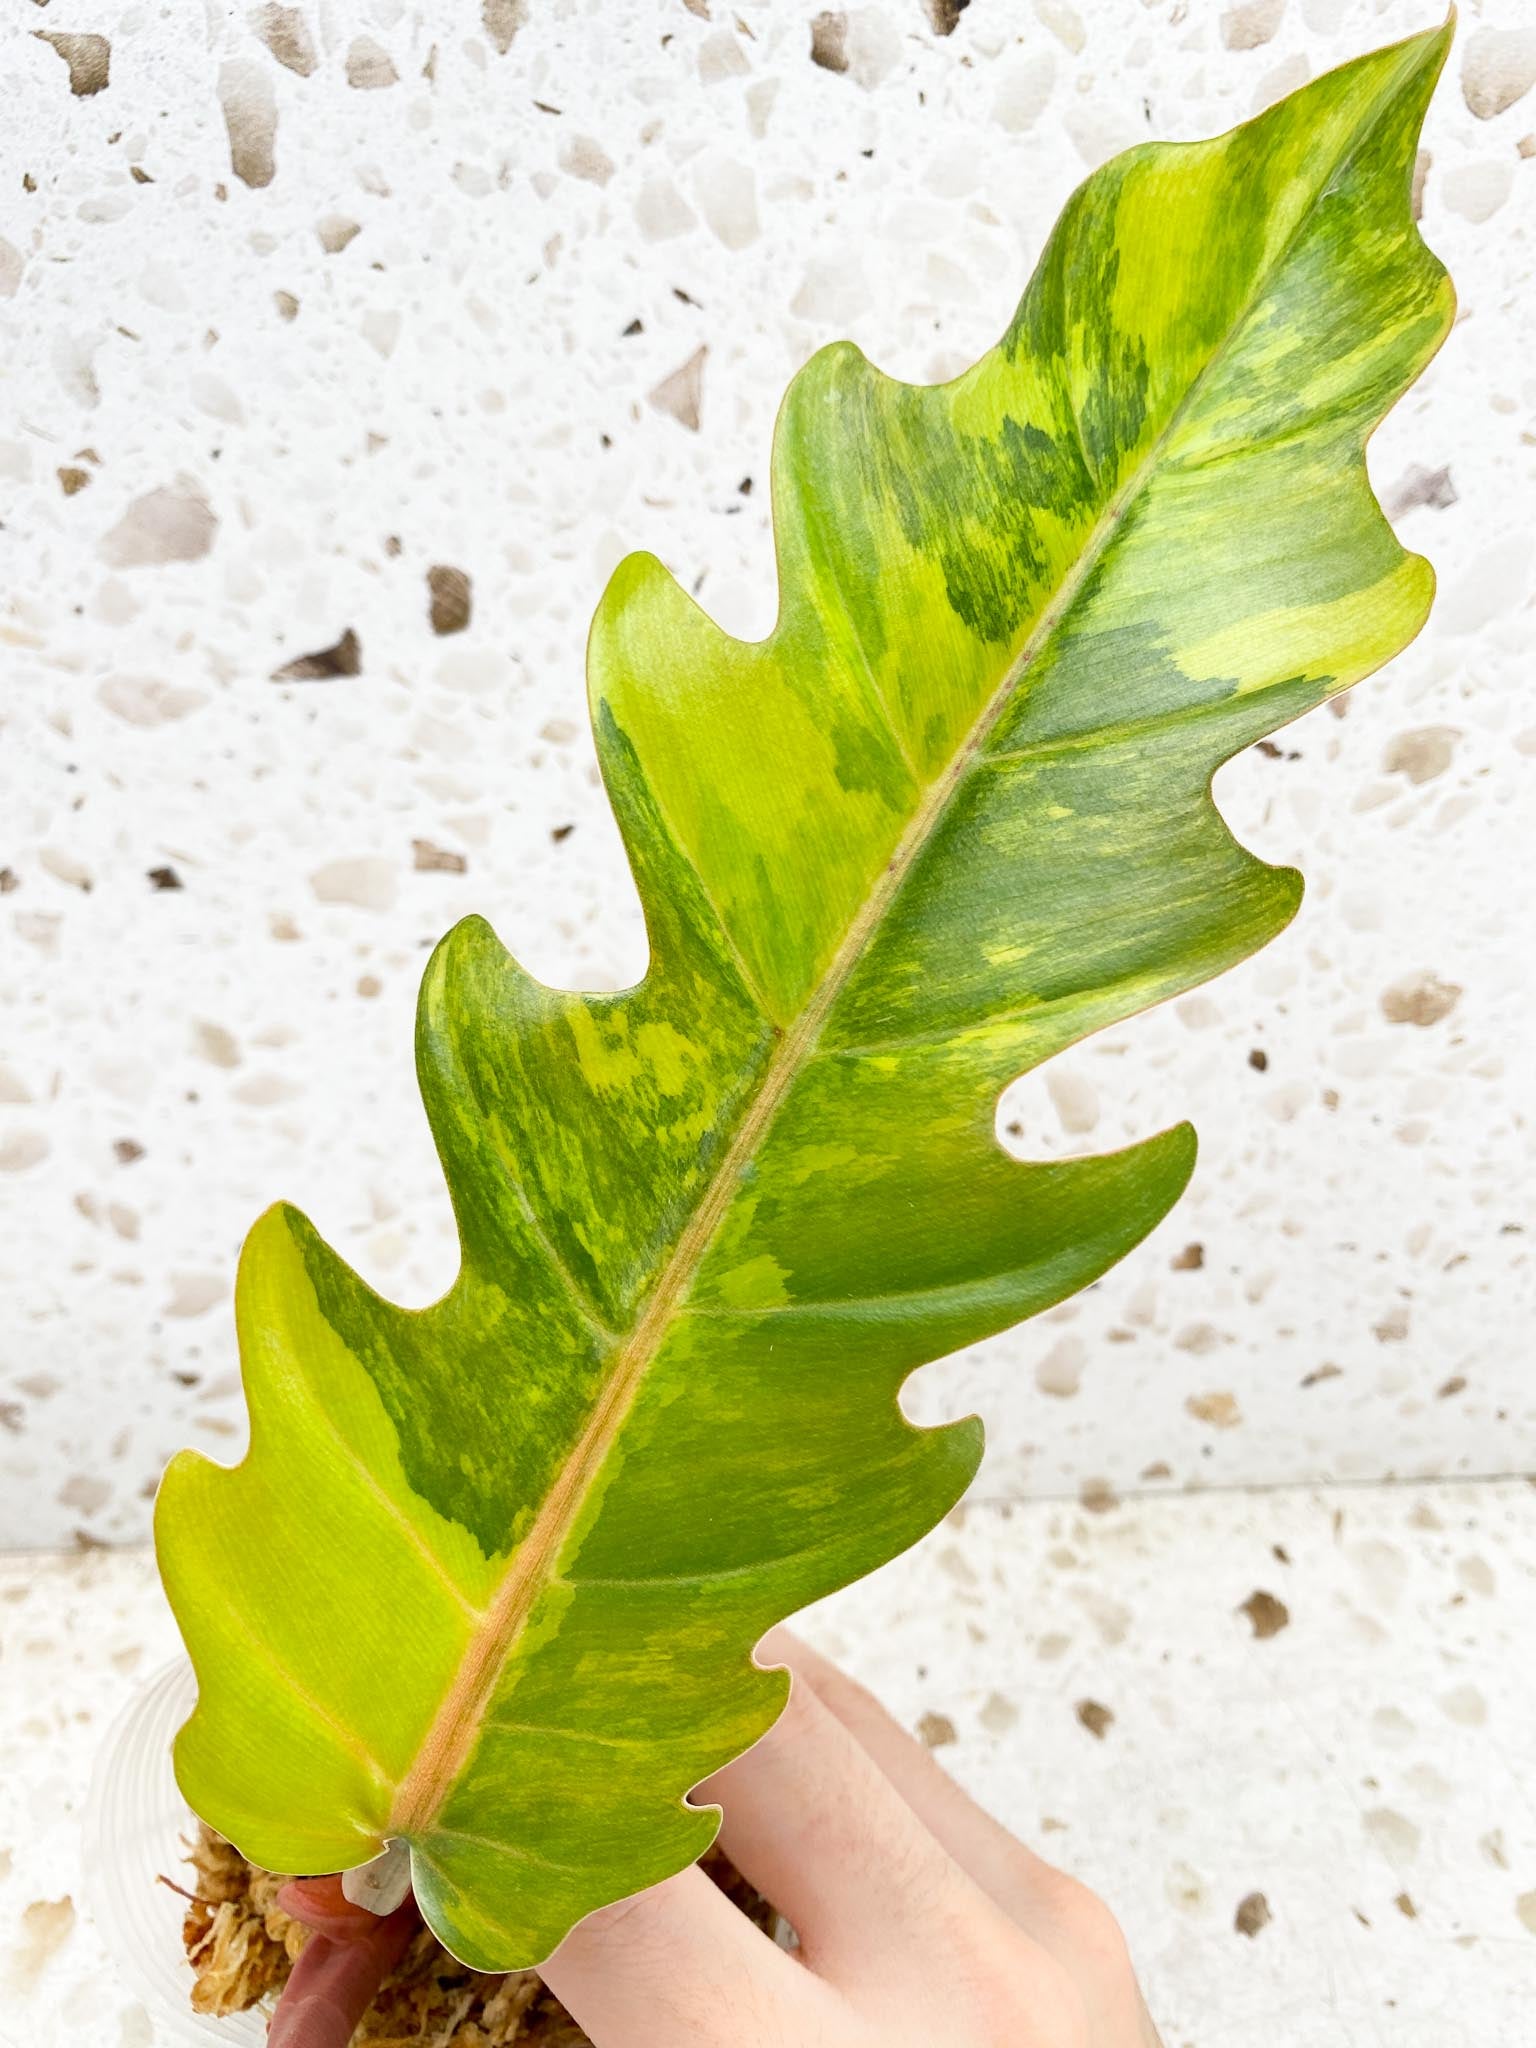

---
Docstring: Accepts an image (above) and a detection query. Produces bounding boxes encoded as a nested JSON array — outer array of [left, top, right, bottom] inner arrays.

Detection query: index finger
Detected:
[[266, 1893, 419, 2048]]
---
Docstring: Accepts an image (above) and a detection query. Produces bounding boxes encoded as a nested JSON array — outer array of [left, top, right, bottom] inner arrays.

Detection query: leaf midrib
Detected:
[[386, 50, 1416, 1847]]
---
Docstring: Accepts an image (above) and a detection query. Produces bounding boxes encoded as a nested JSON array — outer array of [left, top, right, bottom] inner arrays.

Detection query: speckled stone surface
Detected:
[[2, 5, 1534, 1538], [3, 1479, 1535, 2045]]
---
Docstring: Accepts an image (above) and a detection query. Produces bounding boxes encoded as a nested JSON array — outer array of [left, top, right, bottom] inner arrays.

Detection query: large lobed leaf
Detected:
[[156, 27, 1454, 1970]]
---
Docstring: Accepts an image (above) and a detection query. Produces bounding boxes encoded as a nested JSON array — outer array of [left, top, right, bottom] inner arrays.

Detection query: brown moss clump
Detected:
[[176, 1823, 776, 2045], [180, 1826, 299, 2015]]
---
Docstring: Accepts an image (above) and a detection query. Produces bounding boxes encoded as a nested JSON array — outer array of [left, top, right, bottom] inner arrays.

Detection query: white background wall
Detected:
[[2, 0, 1532, 1548]]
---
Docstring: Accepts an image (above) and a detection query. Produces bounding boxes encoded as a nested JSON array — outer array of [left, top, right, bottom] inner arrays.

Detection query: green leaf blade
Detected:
[[156, 24, 1454, 1971]]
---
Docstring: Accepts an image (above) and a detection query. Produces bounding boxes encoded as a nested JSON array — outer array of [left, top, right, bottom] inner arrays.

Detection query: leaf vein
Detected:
[[414, 1829, 589, 1875], [481, 1719, 655, 1751], [307, 1399, 487, 1625], [215, 1600, 394, 1791]]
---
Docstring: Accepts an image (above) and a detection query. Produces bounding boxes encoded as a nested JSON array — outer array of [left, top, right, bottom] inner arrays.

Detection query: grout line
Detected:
[[959, 1466, 1536, 1514]]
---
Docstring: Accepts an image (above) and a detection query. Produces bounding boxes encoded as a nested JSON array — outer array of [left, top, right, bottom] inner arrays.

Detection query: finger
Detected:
[[772, 1632, 1163, 2044], [266, 1897, 418, 2048], [539, 1859, 831, 2048], [762, 1628, 1058, 1920], [695, 1656, 1000, 1992], [277, 1874, 401, 1943]]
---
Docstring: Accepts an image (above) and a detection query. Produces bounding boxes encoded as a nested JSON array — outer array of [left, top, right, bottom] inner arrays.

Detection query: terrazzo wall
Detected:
[[2, 0, 1533, 1548]]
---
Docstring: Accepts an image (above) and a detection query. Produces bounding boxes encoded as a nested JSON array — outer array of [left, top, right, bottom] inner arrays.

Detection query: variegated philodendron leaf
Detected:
[[156, 26, 1454, 1970]]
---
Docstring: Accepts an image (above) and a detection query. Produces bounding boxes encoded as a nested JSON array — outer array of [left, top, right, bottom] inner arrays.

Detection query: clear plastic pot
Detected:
[[83, 1658, 265, 2044]]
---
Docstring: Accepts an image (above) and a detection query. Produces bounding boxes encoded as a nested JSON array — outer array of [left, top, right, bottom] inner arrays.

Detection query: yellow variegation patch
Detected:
[[157, 26, 1454, 1970]]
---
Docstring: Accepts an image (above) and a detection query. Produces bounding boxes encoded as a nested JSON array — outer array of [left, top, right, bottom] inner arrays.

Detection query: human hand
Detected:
[[542, 1629, 1163, 2047]]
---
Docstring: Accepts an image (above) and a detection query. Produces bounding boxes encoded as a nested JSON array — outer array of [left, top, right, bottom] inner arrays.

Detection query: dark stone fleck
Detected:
[[34, 32, 111, 97], [1235, 1892, 1272, 1938], [1238, 1590, 1290, 1640], [271, 628, 361, 680], [924, 0, 971, 33], [1075, 1699, 1114, 1741], [917, 1711, 957, 1749], [427, 565, 472, 636], [810, 11, 848, 73]]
